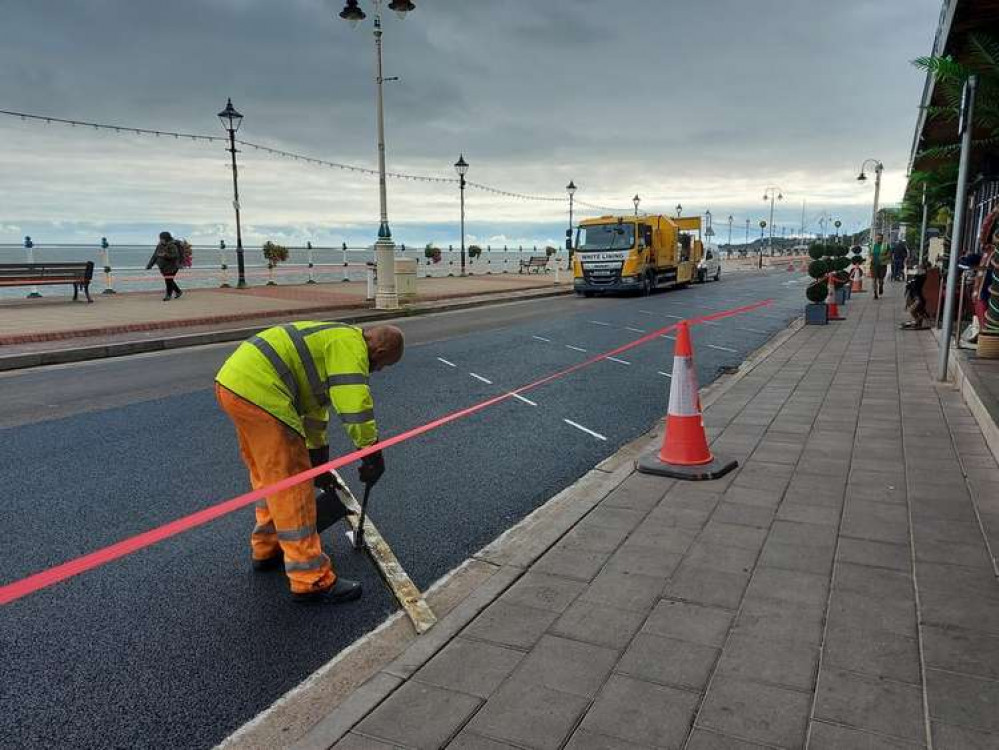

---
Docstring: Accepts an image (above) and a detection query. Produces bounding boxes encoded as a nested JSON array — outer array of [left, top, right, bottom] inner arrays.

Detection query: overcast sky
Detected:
[[0, 0, 942, 248]]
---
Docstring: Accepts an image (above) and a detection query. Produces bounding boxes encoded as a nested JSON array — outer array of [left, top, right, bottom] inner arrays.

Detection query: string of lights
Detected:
[[0, 107, 817, 228]]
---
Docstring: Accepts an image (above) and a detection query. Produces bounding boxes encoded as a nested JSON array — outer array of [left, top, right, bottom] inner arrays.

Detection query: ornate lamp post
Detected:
[[675, 203, 683, 218], [633, 194, 640, 217], [455, 154, 468, 276], [566, 180, 577, 269], [727, 214, 733, 252], [763, 185, 783, 257], [338, 0, 416, 309], [218, 98, 246, 288], [857, 159, 883, 252]]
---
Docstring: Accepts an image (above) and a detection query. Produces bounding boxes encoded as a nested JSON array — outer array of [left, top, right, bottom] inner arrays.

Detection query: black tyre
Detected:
[[583, 291, 594, 298], [641, 273, 653, 296], [697, 269, 706, 284], [714, 267, 721, 281]]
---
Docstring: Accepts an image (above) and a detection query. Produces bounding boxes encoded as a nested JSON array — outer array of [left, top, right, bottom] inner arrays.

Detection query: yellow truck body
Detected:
[[572, 214, 704, 296]]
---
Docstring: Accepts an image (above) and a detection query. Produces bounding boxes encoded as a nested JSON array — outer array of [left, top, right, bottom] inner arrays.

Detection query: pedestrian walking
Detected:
[[891, 240, 909, 282], [146, 231, 183, 301], [215, 322, 404, 605], [870, 233, 888, 299], [902, 260, 931, 329]]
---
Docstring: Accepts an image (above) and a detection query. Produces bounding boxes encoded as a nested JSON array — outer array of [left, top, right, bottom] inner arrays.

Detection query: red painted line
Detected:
[[0, 298, 773, 605]]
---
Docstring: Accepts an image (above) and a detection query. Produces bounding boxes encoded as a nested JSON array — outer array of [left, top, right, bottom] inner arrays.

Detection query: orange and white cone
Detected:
[[637, 321, 737, 481], [826, 273, 843, 320], [850, 265, 865, 293]]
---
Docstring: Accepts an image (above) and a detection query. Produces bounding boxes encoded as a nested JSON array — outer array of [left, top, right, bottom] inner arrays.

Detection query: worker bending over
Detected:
[[216, 323, 404, 605]]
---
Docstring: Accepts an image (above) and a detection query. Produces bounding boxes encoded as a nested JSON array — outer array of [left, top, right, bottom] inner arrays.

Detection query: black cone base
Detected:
[[636, 451, 738, 481]]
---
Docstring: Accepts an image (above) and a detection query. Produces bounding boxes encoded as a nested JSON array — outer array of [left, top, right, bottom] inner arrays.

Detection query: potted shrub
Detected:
[[830, 245, 850, 304], [468, 244, 482, 260], [805, 244, 830, 325], [424, 244, 442, 264], [849, 245, 865, 292], [262, 241, 289, 285]]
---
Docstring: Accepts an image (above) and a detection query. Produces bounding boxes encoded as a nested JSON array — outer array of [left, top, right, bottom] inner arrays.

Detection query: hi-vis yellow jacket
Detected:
[[216, 322, 377, 450]]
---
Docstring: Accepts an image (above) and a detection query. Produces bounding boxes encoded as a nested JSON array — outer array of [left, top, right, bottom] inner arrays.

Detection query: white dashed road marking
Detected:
[[624, 327, 645, 333], [566, 345, 588, 353], [707, 344, 737, 353], [532, 335, 552, 342], [589, 320, 612, 327], [658, 371, 672, 378], [563, 419, 608, 441], [606, 356, 631, 366], [469, 373, 493, 384], [510, 393, 538, 407], [738, 327, 769, 335], [437, 357, 456, 367]]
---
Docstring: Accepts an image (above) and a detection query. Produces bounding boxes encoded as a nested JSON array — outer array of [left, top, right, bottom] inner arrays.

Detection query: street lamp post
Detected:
[[675, 203, 683, 218], [218, 98, 246, 288], [633, 194, 641, 217], [454, 154, 468, 276], [745, 218, 750, 248], [727, 215, 733, 255], [857, 159, 883, 254], [704, 209, 713, 246], [763, 185, 783, 257], [566, 180, 576, 270], [339, 0, 415, 310]]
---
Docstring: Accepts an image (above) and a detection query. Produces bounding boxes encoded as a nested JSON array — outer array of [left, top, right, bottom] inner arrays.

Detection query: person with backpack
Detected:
[[146, 231, 185, 301]]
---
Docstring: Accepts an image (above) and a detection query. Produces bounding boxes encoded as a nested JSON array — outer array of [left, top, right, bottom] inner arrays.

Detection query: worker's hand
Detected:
[[309, 446, 336, 491], [359, 450, 385, 487]]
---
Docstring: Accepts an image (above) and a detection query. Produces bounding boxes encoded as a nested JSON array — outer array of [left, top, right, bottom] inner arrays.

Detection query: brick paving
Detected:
[[300, 284, 999, 749]]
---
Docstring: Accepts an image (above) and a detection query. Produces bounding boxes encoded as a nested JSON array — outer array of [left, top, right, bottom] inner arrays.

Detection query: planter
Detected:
[[978, 331, 999, 359], [835, 286, 847, 305], [805, 303, 828, 325]]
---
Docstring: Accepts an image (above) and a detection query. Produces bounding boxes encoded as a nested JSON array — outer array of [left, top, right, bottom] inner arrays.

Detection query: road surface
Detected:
[[1, 270, 808, 749]]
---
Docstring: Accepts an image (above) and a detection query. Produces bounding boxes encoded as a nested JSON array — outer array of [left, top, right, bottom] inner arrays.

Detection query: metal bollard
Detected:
[[219, 240, 230, 288], [24, 236, 41, 298], [342, 242, 350, 282], [366, 264, 376, 300], [101, 237, 116, 294], [306, 241, 316, 284]]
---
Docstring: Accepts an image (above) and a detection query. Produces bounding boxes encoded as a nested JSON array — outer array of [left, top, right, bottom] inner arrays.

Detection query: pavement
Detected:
[[1, 271, 808, 750], [269, 281, 999, 750], [0, 272, 572, 347]]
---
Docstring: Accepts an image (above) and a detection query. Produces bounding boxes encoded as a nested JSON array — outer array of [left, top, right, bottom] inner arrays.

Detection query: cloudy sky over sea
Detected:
[[0, 0, 942, 249]]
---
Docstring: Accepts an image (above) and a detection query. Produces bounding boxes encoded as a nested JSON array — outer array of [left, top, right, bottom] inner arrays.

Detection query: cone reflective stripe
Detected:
[[637, 321, 737, 481]]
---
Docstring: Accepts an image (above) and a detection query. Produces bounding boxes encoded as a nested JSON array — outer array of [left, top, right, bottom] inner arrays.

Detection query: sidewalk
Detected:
[[0, 273, 570, 345], [280, 283, 999, 750]]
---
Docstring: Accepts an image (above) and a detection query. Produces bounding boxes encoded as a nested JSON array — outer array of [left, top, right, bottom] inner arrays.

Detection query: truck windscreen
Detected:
[[577, 224, 634, 251]]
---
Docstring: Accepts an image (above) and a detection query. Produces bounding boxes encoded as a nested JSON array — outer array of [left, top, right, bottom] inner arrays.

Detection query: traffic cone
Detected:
[[850, 265, 865, 293], [826, 273, 843, 320], [637, 321, 737, 481]]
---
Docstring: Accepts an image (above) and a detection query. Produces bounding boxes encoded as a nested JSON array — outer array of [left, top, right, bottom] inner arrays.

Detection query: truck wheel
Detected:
[[584, 291, 594, 298], [697, 269, 706, 284], [641, 273, 653, 296], [714, 267, 721, 281]]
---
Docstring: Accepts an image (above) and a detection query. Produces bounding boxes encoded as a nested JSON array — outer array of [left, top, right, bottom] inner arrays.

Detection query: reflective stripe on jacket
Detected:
[[215, 322, 376, 449]]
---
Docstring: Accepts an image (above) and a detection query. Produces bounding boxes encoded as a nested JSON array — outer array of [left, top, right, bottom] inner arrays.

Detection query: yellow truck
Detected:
[[572, 214, 704, 296]]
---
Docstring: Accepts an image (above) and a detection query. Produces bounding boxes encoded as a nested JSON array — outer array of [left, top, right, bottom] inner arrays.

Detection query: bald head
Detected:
[[363, 325, 405, 372]]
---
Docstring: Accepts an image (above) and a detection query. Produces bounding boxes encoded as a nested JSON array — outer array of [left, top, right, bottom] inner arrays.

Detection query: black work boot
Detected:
[[252, 551, 283, 572], [292, 578, 362, 605]]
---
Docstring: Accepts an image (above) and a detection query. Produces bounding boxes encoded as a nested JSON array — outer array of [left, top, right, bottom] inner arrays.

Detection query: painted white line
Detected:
[[624, 327, 645, 333], [606, 356, 631, 366], [469, 372, 493, 384], [566, 345, 588, 353], [660, 335, 676, 341], [637, 310, 655, 315], [738, 327, 769, 335], [563, 419, 608, 441], [658, 371, 673, 378], [510, 393, 538, 407], [588, 320, 612, 327], [531, 335, 552, 343], [707, 344, 737, 353], [437, 357, 457, 367], [664, 314, 683, 319]]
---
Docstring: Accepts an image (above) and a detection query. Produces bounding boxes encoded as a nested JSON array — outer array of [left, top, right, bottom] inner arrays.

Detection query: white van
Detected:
[[697, 247, 721, 282]]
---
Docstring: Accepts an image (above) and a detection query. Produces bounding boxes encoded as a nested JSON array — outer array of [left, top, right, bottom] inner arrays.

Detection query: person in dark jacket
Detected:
[[147, 231, 183, 301]]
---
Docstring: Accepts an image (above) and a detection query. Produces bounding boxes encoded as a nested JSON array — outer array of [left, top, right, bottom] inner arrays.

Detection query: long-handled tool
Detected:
[[352, 482, 372, 550]]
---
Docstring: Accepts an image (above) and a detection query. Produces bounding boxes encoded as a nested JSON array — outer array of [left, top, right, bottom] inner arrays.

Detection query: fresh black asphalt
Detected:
[[0, 269, 807, 749]]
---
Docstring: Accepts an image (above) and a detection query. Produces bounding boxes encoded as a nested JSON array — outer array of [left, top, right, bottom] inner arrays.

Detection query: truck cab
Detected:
[[572, 214, 703, 296]]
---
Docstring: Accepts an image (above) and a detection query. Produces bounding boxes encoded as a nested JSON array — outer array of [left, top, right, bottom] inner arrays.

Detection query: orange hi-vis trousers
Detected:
[[216, 384, 336, 594]]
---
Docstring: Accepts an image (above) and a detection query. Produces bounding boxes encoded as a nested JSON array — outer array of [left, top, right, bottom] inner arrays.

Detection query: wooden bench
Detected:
[[519, 256, 549, 274], [0, 262, 95, 302]]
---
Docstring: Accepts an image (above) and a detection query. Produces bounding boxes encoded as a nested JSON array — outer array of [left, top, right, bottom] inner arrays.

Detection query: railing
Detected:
[[0, 241, 566, 296]]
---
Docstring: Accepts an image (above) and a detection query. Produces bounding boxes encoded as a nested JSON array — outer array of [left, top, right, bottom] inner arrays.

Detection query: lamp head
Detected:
[[857, 172, 867, 182], [454, 153, 469, 178], [387, 0, 415, 19], [339, 0, 366, 27], [566, 180, 577, 196], [675, 203, 682, 217], [217, 98, 243, 132]]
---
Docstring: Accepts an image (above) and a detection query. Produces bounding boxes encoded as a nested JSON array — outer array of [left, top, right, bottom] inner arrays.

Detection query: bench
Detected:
[[0, 262, 95, 302], [519, 256, 549, 274]]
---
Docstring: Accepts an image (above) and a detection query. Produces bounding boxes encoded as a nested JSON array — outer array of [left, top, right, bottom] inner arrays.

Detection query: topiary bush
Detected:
[[806, 281, 828, 303], [806, 243, 835, 305]]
